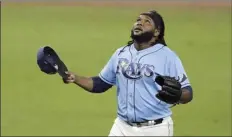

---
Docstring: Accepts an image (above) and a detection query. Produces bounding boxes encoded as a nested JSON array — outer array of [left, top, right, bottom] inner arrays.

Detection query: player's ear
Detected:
[[154, 29, 160, 37]]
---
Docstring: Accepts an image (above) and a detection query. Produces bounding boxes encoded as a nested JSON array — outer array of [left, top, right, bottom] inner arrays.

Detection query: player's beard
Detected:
[[130, 30, 154, 44]]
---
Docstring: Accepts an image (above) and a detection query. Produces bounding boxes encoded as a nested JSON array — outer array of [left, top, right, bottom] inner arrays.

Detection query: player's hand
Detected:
[[62, 71, 76, 84]]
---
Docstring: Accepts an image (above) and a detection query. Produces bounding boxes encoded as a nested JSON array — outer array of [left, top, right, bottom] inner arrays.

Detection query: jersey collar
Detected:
[[130, 43, 164, 55]]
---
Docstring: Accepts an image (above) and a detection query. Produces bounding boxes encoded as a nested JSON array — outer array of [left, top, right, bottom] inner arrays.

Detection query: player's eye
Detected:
[[145, 19, 151, 23]]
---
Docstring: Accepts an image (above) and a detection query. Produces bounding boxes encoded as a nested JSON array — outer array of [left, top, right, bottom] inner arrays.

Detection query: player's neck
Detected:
[[134, 38, 156, 51]]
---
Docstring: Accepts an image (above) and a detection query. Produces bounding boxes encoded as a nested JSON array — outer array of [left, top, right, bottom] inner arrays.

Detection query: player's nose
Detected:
[[136, 20, 146, 27], [136, 21, 142, 26], [135, 22, 142, 29]]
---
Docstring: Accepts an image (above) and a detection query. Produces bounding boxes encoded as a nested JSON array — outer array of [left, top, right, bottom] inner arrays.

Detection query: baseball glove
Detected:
[[155, 75, 182, 104]]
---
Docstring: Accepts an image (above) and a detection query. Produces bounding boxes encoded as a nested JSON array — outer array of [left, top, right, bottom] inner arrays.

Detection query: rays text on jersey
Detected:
[[116, 58, 155, 80]]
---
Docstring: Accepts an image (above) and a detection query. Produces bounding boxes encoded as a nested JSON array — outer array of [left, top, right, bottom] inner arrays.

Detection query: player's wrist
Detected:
[[73, 74, 79, 84]]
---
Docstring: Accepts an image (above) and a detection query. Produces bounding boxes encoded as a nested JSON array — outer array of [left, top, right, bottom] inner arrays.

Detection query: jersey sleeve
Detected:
[[169, 56, 191, 88], [98, 50, 118, 85]]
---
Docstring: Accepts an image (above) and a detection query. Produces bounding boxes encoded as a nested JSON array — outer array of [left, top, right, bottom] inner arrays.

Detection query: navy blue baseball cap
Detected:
[[37, 46, 58, 74], [37, 46, 68, 78]]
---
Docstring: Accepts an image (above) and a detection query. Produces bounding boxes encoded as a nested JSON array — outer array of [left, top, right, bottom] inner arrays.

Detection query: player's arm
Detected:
[[169, 55, 194, 104], [179, 86, 193, 104], [63, 73, 112, 93], [64, 49, 117, 93]]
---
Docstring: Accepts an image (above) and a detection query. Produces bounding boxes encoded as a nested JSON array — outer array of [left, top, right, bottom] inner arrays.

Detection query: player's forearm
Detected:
[[73, 75, 112, 93], [73, 75, 94, 92], [179, 87, 193, 104]]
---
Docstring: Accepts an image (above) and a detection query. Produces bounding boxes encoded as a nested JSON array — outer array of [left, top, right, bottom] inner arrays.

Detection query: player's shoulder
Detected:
[[112, 45, 131, 55], [160, 45, 179, 59], [115, 45, 128, 52]]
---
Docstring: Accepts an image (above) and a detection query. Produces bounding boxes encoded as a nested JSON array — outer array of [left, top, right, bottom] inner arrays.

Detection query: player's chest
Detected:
[[115, 52, 166, 80]]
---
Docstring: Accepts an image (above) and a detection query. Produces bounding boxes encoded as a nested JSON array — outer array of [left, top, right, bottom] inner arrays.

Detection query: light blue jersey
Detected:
[[99, 43, 191, 123]]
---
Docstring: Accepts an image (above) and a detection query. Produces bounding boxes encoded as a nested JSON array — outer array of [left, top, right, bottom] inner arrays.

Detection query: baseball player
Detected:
[[37, 10, 193, 136]]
